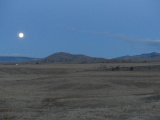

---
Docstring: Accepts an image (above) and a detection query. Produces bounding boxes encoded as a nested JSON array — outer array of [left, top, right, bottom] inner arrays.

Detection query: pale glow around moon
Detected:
[[19, 33, 24, 38]]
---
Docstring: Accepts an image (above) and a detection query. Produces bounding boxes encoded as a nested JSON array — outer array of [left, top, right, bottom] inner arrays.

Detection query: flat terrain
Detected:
[[0, 63, 160, 120]]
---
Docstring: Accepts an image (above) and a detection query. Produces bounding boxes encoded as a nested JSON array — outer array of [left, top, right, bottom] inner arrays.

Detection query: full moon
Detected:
[[19, 33, 24, 38]]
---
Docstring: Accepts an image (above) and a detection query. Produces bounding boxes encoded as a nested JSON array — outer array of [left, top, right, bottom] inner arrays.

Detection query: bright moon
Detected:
[[19, 33, 24, 38]]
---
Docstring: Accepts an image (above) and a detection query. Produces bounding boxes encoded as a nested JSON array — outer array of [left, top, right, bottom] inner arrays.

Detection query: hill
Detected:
[[115, 52, 160, 61], [0, 56, 38, 62], [1, 52, 160, 64], [35, 52, 108, 64]]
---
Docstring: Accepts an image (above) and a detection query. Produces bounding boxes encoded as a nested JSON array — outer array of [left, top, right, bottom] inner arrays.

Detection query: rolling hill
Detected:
[[35, 52, 108, 64], [116, 52, 160, 60], [1, 52, 160, 64]]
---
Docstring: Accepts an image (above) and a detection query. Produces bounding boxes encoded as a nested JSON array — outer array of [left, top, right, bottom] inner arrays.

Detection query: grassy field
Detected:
[[0, 63, 160, 120]]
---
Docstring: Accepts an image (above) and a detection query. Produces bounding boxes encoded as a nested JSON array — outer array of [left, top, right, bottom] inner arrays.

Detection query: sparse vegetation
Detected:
[[111, 66, 120, 71], [0, 63, 160, 120]]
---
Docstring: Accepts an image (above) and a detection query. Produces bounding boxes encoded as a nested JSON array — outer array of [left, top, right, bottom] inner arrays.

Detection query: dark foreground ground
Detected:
[[0, 63, 160, 120]]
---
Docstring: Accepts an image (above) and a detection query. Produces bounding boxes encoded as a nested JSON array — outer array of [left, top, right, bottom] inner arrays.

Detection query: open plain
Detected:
[[0, 63, 160, 120]]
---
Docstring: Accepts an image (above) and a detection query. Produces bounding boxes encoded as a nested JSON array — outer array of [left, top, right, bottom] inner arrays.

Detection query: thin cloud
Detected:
[[68, 26, 160, 45], [79, 30, 160, 44], [145, 39, 160, 43]]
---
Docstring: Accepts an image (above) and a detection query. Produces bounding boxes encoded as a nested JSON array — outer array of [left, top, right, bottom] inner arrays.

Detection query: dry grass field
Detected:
[[0, 63, 160, 120]]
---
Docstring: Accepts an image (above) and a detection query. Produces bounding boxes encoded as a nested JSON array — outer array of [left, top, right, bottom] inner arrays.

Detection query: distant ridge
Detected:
[[115, 52, 160, 60], [0, 56, 38, 62], [1, 52, 160, 64], [36, 52, 107, 64]]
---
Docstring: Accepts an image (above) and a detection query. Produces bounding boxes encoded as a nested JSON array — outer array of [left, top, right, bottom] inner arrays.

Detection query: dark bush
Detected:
[[115, 66, 120, 71], [130, 67, 134, 71], [111, 68, 115, 71]]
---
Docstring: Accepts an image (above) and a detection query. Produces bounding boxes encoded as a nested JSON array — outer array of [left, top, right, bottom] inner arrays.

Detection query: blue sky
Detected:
[[0, 0, 160, 58]]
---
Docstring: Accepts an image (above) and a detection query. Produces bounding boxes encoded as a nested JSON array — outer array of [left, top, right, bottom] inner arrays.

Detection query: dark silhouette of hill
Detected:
[[0, 56, 38, 62], [36, 52, 108, 64], [115, 52, 160, 61]]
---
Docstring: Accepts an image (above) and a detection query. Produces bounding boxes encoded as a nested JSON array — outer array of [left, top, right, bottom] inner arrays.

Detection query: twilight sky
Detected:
[[0, 0, 160, 58]]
